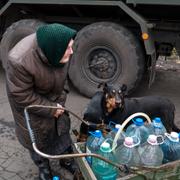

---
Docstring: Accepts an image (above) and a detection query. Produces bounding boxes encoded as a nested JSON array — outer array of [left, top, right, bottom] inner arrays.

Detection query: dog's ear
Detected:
[[103, 83, 108, 93], [98, 82, 104, 88], [121, 84, 127, 92], [98, 82, 107, 89], [97, 82, 109, 93]]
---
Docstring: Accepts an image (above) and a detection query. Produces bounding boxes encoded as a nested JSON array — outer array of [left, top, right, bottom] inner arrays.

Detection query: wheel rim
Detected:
[[83, 46, 122, 83]]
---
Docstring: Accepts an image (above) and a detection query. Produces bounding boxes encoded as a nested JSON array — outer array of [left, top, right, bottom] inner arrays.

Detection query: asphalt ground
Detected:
[[0, 57, 180, 180]]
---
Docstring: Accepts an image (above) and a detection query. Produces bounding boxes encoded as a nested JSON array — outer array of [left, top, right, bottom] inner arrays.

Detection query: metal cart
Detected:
[[24, 105, 180, 180]]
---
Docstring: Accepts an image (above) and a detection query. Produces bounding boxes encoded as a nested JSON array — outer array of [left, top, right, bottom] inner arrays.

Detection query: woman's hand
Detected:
[[54, 103, 64, 118]]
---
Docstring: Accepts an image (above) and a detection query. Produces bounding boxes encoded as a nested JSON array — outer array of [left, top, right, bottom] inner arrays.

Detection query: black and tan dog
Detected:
[[78, 83, 180, 141]]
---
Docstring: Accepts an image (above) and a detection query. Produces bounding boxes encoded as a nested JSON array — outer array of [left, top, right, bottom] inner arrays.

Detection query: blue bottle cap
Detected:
[[53, 176, 60, 180], [89, 130, 103, 138], [154, 117, 161, 123], [134, 118, 144, 126], [94, 130, 103, 137]]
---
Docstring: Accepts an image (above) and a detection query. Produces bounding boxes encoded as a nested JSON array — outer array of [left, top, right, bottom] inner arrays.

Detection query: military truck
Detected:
[[0, 0, 179, 97]]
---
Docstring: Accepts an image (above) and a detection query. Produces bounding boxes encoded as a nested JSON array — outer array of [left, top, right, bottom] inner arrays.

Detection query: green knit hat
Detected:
[[36, 23, 77, 67]]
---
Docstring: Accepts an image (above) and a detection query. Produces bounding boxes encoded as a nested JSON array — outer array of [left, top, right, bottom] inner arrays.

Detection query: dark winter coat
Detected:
[[6, 33, 71, 154]]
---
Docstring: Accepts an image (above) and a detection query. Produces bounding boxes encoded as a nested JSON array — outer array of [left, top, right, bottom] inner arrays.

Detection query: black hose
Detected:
[[24, 104, 107, 144]]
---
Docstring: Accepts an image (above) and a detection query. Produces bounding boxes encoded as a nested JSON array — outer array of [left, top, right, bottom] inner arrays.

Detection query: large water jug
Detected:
[[92, 142, 117, 180], [126, 118, 151, 144], [106, 123, 125, 147], [139, 134, 163, 166], [114, 136, 141, 167], [161, 132, 180, 163], [86, 130, 105, 164], [150, 117, 167, 136]]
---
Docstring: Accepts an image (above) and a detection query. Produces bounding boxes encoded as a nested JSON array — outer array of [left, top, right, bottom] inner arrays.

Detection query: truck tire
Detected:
[[69, 22, 145, 97], [0, 19, 44, 69]]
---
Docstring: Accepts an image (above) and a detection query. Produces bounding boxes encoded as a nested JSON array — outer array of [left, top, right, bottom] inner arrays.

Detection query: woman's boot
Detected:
[[59, 146, 79, 174], [29, 150, 52, 180]]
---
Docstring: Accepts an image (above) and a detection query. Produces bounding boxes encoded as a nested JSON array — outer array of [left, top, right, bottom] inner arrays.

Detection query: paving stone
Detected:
[[0, 171, 17, 180]]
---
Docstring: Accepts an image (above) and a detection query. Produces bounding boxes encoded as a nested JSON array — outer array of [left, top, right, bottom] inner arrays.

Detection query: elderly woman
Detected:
[[6, 23, 77, 180]]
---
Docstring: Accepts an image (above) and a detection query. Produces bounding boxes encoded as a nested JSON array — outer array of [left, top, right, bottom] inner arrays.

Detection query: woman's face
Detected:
[[60, 39, 74, 64]]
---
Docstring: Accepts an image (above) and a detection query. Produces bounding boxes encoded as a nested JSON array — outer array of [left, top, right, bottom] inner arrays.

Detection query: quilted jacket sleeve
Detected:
[[6, 58, 57, 118]]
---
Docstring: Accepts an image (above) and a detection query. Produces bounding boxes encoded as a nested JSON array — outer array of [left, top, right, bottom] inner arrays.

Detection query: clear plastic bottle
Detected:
[[106, 124, 125, 147], [139, 134, 163, 166], [92, 142, 117, 180], [86, 130, 105, 165], [161, 132, 180, 163], [114, 137, 141, 167], [150, 117, 167, 136], [126, 118, 151, 144]]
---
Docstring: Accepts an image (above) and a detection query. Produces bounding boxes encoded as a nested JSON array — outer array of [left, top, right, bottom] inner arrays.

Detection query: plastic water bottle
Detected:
[[106, 123, 122, 139], [114, 137, 141, 167], [92, 142, 117, 180], [126, 118, 151, 144], [139, 134, 163, 166], [106, 123, 125, 147], [150, 117, 167, 135], [161, 132, 180, 163], [53, 176, 60, 180], [86, 130, 105, 165]]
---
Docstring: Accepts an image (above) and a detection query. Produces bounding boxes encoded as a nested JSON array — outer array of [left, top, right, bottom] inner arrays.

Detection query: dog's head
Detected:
[[98, 83, 127, 113]]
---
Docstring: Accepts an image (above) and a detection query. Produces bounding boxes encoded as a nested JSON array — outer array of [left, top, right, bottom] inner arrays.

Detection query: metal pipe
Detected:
[[32, 142, 126, 171], [24, 105, 127, 171]]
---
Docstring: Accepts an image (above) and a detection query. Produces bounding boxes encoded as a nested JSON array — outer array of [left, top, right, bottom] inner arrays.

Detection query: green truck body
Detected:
[[0, 0, 180, 97], [127, 0, 180, 5]]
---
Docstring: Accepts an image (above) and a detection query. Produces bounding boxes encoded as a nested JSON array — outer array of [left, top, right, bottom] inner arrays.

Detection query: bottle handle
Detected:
[[88, 131, 95, 136], [132, 118, 136, 124], [156, 135, 164, 145], [165, 132, 171, 139], [132, 136, 141, 147], [89, 131, 101, 137], [108, 121, 117, 130], [165, 132, 179, 142]]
